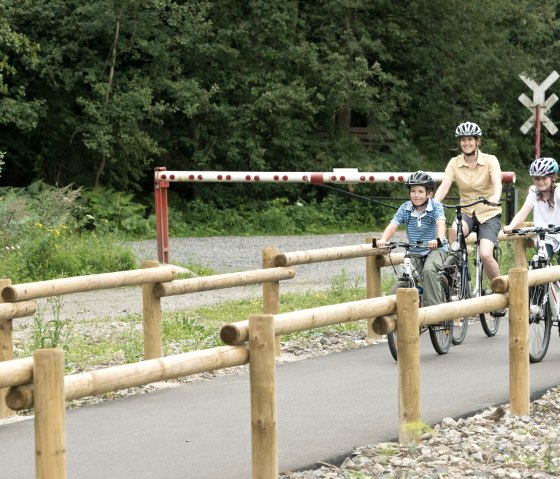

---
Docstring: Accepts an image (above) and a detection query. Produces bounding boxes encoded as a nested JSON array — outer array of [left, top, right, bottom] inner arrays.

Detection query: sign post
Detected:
[[519, 71, 559, 158]]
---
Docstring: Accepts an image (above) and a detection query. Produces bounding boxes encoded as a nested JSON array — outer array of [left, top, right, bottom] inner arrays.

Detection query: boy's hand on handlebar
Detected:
[[503, 225, 513, 234], [375, 239, 388, 249], [427, 239, 439, 249]]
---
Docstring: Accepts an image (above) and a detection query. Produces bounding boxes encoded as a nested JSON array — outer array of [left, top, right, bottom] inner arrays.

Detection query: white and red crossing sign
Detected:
[[519, 71, 559, 157]]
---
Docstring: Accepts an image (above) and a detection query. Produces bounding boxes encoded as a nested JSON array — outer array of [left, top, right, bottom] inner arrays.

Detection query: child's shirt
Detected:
[[390, 198, 447, 256], [525, 186, 560, 252]]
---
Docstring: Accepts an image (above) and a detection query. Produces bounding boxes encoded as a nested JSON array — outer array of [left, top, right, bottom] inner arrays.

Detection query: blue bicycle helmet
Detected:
[[530, 157, 558, 177]]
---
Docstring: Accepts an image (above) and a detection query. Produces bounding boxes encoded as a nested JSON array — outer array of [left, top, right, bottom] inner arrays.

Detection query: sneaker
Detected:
[[490, 308, 506, 317]]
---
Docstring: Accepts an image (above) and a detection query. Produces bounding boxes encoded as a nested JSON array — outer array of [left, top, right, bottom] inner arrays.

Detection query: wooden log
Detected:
[[249, 314, 278, 479], [513, 238, 528, 268], [34, 349, 66, 479], [274, 243, 380, 267], [396, 288, 421, 445], [491, 265, 560, 293], [508, 268, 529, 415], [371, 314, 396, 336], [0, 357, 33, 388], [154, 267, 295, 297], [1, 265, 180, 302], [262, 247, 281, 356], [0, 301, 37, 320], [375, 253, 405, 268], [365, 237, 382, 343], [418, 294, 508, 327], [0, 278, 15, 419], [6, 345, 249, 409], [6, 383, 33, 411], [142, 260, 162, 360], [220, 295, 396, 345]]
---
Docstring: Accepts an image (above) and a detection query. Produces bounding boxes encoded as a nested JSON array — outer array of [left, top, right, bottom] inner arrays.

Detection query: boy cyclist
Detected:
[[376, 171, 448, 306], [503, 157, 560, 261]]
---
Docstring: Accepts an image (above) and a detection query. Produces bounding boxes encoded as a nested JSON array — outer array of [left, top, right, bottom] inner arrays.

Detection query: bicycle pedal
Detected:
[[490, 309, 506, 318]]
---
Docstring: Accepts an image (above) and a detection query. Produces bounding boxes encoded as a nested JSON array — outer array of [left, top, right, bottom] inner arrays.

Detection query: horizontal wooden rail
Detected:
[[0, 301, 36, 320], [492, 264, 560, 293], [0, 357, 33, 388], [154, 267, 295, 297], [220, 295, 395, 345], [1, 265, 181, 302], [275, 244, 381, 267], [6, 345, 249, 410], [371, 293, 508, 335]]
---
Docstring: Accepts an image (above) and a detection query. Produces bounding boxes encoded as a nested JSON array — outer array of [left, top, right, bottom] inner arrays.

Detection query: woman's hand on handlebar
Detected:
[[502, 225, 514, 234]]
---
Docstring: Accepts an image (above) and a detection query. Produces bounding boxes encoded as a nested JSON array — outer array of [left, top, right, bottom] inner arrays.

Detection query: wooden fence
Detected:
[[0, 232, 539, 478]]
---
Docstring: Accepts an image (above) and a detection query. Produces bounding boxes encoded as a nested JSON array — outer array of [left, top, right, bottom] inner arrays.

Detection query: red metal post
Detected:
[[535, 104, 541, 159], [154, 167, 170, 264]]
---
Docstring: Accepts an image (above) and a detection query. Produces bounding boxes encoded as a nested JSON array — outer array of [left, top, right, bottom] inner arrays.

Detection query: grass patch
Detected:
[[14, 271, 395, 373]]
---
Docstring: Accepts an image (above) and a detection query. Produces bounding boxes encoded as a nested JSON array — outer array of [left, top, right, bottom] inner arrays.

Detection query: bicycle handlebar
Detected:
[[372, 238, 444, 250], [509, 225, 560, 236], [442, 197, 501, 209]]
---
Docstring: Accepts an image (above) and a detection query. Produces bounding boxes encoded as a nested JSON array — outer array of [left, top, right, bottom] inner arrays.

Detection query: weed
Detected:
[[30, 296, 73, 351]]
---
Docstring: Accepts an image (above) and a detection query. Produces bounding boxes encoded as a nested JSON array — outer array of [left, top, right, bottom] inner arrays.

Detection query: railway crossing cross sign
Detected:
[[519, 71, 559, 158]]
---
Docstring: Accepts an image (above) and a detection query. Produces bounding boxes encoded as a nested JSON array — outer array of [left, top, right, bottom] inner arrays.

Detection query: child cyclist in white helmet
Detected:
[[376, 171, 448, 307], [503, 157, 560, 260]]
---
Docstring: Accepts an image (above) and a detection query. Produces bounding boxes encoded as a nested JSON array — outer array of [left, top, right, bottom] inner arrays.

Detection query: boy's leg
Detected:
[[421, 250, 447, 307]]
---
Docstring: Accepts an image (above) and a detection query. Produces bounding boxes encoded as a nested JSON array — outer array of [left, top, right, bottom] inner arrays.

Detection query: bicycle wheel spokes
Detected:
[[528, 285, 552, 363]]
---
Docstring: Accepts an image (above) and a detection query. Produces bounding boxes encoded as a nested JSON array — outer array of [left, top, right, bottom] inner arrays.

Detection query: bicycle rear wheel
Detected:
[[478, 260, 501, 337], [528, 284, 552, 363], [444, 255, 469, 345]]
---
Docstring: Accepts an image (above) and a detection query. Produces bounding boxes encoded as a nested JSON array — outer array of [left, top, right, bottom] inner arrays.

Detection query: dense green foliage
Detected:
[[2, 1, 560, 229], [0, 182, 137, 282]]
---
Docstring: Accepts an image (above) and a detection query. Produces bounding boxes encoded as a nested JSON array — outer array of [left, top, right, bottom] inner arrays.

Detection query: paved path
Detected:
[[2, 324, 560, 478]]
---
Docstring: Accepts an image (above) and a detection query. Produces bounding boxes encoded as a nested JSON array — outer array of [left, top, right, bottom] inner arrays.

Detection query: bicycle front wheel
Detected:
[[444, 255, 469, 345], [478, 262, 500, 337], [528, 284, 552, 363], [429, 320, 453, 354]]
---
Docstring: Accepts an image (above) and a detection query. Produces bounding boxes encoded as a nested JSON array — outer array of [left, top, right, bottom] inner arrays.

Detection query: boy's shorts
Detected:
[[460, 213, 501, 243]]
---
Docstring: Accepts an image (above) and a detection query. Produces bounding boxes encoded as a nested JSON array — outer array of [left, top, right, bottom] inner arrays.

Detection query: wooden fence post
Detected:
[[508, 268, 529, 415], [142, 260, 162, 360], [34, 348, 66, 479], [262, 247, 281, 356], [396, 288, 421, 445], [249, 314, 278, 479], [0, 278, 15, 418], [513, 238, 528, 268], [365, 237, 382, 344]]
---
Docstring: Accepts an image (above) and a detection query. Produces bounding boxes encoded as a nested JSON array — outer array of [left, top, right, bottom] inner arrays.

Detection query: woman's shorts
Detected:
[[460, 213, 501, 243]]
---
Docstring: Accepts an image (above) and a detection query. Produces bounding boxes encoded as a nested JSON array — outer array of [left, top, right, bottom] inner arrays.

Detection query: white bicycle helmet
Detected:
[[530, 157, 559, 177], [405, 171, 436, 190], [455, 121, 482, 137]]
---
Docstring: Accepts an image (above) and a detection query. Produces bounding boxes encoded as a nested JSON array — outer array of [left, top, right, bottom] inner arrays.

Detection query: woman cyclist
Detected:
[[434, 122, 503, 279]]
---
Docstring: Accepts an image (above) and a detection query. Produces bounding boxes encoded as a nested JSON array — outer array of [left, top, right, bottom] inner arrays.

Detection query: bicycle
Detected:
[[374, 239, 453, 361], [508, 225, 560, 363], [441, 197, 502, 343]]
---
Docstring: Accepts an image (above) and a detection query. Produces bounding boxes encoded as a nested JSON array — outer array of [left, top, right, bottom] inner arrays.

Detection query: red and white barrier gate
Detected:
[[154, 167, 516, 263]]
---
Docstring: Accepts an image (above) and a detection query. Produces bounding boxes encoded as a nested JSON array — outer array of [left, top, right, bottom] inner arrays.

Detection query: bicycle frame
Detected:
[[443, 197, 502, 338]]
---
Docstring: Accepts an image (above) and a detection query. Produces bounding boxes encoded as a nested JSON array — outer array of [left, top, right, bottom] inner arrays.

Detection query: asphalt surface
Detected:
[[3, 322, 560, 478]]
